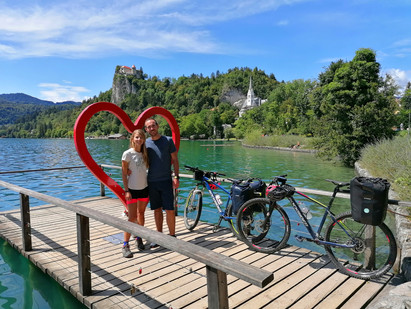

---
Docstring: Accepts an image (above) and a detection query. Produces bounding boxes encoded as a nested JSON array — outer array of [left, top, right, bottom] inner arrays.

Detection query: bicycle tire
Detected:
[[237, 198, 291, 254], [226, 203, 240, 238], [184, 188, 202, 230], [324, 211, 397, 280]]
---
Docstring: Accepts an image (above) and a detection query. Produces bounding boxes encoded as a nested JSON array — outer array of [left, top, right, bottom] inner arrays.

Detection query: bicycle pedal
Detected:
[[295, 235, 305, 242]]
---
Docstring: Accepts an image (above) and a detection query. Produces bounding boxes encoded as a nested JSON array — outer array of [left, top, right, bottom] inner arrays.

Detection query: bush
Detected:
[[359, 136, 411, 202]]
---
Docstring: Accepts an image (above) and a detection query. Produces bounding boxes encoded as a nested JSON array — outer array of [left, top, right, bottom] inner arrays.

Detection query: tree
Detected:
[[312, 48, 397, 166], [400, 82, 411, 135]]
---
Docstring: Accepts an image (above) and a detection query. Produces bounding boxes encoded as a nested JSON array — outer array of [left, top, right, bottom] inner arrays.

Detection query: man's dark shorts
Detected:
[[148, 179, 174, 211]]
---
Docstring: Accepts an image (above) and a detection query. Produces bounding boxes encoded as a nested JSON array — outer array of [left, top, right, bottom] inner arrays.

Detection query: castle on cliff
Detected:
[[111, 65, 143, 104], [118, 65, 142, 78]]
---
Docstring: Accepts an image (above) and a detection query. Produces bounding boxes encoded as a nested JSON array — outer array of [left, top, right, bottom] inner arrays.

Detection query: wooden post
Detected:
[[100, 182, 105, 197], [20, 193, 32, 251], [206, 265, 229, 309], [100, 165, 105, 196], [77, 214, 91, 295], [364, 225, 376, 269]]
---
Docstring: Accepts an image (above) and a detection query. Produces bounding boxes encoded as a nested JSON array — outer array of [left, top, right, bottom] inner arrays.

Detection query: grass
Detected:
[[359, 135, 411, 202]]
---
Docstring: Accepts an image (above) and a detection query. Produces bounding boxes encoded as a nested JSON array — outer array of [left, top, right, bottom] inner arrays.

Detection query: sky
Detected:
[[0, 0, 410, 103]]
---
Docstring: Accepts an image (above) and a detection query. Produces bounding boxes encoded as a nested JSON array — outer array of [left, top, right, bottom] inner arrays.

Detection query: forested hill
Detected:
[[0, 66, 279, 138], [1, 48, 407, 167], [0, 93, 81, 125]]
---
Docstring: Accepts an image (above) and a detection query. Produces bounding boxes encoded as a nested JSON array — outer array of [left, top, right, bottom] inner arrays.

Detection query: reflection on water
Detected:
[[0, 138, 356, 308]]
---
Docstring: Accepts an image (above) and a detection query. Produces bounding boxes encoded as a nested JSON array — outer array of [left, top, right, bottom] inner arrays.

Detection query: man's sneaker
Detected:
[[122, 244, 133, 258], [136, 238, 145, 251], [150, 242, 159, 248]]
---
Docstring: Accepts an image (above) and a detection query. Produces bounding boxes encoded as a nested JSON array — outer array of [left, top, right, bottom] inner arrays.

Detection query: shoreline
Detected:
[[242, 143, 317, 153]]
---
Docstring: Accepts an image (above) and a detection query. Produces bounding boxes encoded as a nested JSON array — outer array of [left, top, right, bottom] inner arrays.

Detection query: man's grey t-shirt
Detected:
[[146, 135, 177, 182]]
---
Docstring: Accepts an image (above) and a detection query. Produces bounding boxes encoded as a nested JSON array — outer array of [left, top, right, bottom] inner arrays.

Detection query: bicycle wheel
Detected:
[[324, 211, 397, 280], [237, 198, 291, 254], [184, 188, 202, 230]]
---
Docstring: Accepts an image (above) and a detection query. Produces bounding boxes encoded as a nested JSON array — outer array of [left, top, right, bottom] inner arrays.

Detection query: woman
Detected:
[[121, 129, 149, 258]]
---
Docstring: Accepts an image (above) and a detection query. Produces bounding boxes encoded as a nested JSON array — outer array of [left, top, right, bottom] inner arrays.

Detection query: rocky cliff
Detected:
[[111, 65, 143, 105]]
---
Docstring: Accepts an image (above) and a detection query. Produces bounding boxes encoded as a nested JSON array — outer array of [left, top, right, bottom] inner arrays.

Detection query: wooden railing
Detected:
[[0, 178, 273, 309]]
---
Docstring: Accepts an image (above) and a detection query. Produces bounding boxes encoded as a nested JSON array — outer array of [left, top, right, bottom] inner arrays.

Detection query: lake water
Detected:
[[0, 138, 355, 308]]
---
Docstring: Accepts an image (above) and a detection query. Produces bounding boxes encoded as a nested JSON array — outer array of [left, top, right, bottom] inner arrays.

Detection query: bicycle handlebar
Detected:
[[184, 165, 226, 178], [271, 175, 350, 192]]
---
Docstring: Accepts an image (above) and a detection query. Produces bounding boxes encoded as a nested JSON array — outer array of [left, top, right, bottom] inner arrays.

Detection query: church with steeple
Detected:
[[239, 77, 264, 116]]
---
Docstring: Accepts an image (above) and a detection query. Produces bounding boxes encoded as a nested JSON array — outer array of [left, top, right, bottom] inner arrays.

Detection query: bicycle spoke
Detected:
[[324, 212, 397, 279], [237, 198, 290, 254]]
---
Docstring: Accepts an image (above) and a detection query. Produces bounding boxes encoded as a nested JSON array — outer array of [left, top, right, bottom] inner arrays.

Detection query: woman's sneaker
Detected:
[[136, 238, 145, 251], [122, 244, 133, 258]]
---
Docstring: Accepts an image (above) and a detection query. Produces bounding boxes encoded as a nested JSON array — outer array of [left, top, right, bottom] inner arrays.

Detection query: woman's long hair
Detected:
[[129, 129, 149, 168]]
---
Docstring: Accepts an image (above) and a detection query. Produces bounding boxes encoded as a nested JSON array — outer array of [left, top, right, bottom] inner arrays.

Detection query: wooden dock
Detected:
[[0, 196, 394, 308]]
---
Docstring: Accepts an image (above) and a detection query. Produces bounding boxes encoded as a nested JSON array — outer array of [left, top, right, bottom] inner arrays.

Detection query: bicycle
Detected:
[[236, 175, 397, 280], [183, 165, 243, 235]]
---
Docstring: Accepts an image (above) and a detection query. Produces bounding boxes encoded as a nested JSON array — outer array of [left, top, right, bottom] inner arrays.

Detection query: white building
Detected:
[[239, 77, 265, 116]]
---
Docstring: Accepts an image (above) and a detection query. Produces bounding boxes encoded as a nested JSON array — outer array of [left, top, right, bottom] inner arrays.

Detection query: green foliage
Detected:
[[1, 67, 278, 139], [359, 136, 411, 202], [311, 48, 397, 166]]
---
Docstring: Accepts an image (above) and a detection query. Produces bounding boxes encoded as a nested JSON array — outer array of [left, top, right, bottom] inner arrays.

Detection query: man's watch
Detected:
[[174, 175, 180, 180]]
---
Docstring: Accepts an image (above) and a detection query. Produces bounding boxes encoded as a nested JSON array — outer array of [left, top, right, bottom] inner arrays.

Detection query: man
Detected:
[[144, 118, 179, 247]]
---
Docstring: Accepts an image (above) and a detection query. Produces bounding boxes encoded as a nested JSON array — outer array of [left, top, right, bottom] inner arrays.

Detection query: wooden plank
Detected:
[[314, 277, 365, 308], [290, 271, 350, 308], [340, 276, 391, 309]]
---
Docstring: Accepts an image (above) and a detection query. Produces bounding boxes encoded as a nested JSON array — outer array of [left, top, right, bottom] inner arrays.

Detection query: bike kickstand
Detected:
[[213, 217, 223, 233]]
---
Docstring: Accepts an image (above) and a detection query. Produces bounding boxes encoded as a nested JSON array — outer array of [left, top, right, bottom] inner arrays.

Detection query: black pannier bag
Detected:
[[231, 179, 266, 214], [350, 177, 390, 226]]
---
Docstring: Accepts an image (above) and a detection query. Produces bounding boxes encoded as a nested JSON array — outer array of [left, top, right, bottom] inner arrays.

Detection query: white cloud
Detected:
[[0, 0, 307, 59], [386, 68, 411, 92], [318, 57, 344, 64], [38, 82, 90, 102], [277, 20, 289, 26]]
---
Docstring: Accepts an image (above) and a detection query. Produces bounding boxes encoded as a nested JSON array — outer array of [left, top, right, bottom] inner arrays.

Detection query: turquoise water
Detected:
[[0, 138, 355, 308]]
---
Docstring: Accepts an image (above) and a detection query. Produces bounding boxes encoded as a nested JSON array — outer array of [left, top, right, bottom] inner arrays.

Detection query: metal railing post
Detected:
[[77, 214, 91, 295], [20, 193, 32, 251]]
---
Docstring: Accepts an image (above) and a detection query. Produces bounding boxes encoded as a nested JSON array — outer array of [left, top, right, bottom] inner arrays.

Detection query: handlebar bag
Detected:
[[350, 177, 390, 226]]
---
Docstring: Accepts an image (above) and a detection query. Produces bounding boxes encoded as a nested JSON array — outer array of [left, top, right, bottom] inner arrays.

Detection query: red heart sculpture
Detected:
[[73, 102, 180, 206]]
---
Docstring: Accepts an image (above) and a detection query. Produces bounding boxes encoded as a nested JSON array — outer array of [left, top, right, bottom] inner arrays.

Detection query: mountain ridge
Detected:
[[0, 93, 81, 125], [0, 93, 81, 106]]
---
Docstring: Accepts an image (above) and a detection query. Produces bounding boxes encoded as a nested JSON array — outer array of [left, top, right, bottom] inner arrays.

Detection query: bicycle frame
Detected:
[[201, 175, 235, 220], [283, 186, 356, 249]]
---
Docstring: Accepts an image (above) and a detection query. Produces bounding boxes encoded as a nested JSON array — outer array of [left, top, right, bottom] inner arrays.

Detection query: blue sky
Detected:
[[1, 0, 410, 103]]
